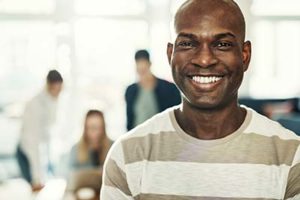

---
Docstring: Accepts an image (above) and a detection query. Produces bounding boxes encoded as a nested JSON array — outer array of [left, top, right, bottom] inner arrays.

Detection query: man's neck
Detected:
[[175, 99, 246, 140], [139, 73, 156, 90], [44, 89, 57, 101]]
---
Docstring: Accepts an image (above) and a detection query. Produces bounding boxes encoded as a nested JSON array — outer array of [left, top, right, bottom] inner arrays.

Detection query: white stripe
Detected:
[[126, 161, 289, 199], [125, 160, 147, 196], [100, 185, 134, 200]]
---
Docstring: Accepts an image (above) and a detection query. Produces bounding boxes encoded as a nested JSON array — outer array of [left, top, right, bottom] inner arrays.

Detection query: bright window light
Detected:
[[75, 0, 146, 15], [170, 0, 186, 16], [252, 0, 300, 16], [75, 19, 148, 81], [0, 0, 55, 14], [0, 22, 56, 104], [75, 18, 149, 139], [250, 20, 300, 98]]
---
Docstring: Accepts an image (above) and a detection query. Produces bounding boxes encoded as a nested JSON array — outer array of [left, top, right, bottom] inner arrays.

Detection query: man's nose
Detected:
[[190, 44, 218, 68]]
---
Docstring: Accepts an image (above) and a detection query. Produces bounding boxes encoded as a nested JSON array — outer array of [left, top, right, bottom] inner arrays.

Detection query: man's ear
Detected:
[[242, 41, 251, 72], [167, 43, 174, 65]]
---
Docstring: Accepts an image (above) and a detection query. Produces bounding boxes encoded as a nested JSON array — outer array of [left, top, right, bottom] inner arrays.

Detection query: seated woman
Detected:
[[67, 110, 112, 197]]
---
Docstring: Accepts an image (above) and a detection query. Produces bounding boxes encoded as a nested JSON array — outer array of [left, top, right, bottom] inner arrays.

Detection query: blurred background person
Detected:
[[16, 70, 63, 192], [67, 110, 111, 198], [125, 49, 181, 130], [69, 110, 111, 170]]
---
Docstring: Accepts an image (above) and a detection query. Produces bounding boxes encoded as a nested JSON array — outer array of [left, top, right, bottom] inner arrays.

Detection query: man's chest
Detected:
[[126, 160, 288, 199], [124, 140, 291, 199]]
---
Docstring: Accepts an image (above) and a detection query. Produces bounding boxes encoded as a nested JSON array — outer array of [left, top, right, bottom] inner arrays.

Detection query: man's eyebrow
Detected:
[[177, 32, 198, 40], [176, 32, 237, 40], [214, 32, 236, 40]]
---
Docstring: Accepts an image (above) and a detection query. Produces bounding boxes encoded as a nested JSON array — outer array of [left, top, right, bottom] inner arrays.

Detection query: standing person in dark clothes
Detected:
[[125, 49, 181, 130]]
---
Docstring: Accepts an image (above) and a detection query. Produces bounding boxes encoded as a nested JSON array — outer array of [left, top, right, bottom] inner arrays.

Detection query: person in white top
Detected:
[[16, 70, 63, 192]]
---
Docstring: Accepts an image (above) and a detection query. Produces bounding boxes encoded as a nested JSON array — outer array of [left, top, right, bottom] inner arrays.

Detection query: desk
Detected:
[[0, 178, 67, 200]]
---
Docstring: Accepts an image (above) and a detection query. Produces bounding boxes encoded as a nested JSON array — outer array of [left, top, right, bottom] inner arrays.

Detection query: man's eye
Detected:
[[177, 41, 194, 48], [216, 42, 233, 50]]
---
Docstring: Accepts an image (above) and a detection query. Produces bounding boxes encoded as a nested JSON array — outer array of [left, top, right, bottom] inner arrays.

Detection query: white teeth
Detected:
[[192, 76, 222, 84]]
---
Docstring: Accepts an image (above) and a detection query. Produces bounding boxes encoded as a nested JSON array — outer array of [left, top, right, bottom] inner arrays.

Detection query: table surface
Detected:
[[0, 178, 69, 200]]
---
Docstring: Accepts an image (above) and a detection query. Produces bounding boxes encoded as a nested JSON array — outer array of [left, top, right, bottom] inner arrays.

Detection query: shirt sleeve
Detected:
[[20, 101, 44, 185], [284, 145, 300, 199], [100, 140, 134, 200]]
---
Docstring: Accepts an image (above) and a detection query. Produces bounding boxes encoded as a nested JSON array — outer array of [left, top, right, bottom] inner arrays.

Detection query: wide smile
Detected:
[[187, 74, 225, 91]]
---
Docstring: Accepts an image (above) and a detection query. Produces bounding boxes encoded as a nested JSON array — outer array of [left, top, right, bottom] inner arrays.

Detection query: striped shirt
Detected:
[[101, 106, 300, 200]]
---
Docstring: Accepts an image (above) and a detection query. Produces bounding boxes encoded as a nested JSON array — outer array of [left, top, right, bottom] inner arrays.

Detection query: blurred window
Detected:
[[250, 0, 300, 98], [0, 0, 55, 14], [75, 18, 148, 139], [252, 0, 300, 16], [75, 0, 146, 15], [0, 21, 56, 104]]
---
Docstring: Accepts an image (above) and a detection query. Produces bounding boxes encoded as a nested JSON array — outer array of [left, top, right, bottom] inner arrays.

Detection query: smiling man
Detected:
[[101, 0, 300, 199]]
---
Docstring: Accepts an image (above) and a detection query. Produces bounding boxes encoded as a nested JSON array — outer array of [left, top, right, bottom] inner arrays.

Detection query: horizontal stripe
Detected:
[[126, 160, 147, 196], [121, 131, 300, 166], [100, 185, 134, 200], [286, 194, 300, 200], [285, 163, 300, 199], [103, 158, 131, 196], [134, 194, 279, 200], [126, 161, 289, 199]]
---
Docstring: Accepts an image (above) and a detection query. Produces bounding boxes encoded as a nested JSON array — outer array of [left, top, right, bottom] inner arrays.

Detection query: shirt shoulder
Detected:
[[124, 106, 177, 140], [108, 107, 176, 156], [105, 107, 178, 182], [244, 106, 300, 141]]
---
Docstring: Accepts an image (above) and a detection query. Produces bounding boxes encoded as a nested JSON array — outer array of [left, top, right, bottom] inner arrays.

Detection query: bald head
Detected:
[[174, 0, 246, 42]]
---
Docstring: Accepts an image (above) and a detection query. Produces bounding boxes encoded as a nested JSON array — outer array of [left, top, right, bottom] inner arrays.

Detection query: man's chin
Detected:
[[193, 103, 221, 110], [185, 97, 224, 111]]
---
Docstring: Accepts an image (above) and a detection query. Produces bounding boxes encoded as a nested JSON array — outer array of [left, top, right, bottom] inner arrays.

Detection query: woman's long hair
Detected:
[[77, 110, 111, 166]]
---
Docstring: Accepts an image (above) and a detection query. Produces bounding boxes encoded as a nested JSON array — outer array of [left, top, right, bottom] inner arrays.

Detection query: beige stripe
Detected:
[[134, 194, 279, 200], [286, 194, 300, 200], [121, 131, 300, 166], [103, 158, 132, 196], [284, 163, 300, 199]]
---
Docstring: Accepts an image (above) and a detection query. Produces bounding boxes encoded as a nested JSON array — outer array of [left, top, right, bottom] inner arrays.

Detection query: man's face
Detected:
[[136, 59, 151, 77], [167, 6, 251, 110], [47, 82, 63, 98]]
